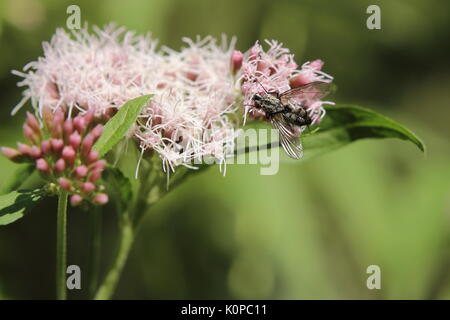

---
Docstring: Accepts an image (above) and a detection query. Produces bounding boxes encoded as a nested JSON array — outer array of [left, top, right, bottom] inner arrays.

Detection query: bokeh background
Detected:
[[0, 0, 449, 299]]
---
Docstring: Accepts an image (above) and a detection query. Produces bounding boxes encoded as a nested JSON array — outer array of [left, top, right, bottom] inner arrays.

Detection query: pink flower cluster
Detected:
[[1, 109, 108, 206], [11, 25, 334, 173], [12, 26, 239, 173], [233, 40, 334, 126]]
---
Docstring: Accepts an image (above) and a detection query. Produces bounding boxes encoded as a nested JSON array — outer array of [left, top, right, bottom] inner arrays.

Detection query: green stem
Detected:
[[94, 162, 159, 299], [88, 207, 102, 298], [94, 219, 134, 300], [56, 190, 68, 300]]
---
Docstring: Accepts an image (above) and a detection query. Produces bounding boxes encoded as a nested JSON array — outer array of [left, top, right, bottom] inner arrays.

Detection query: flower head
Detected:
[[236, 40, 334, 126], [1, 109, 108, 206], [13, 26, 240, 173]]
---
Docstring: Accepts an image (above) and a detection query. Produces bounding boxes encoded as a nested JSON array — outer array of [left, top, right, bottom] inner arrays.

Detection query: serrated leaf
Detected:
[[0, 164, 35, 195], [0, 189, 45, 226], [93, 95, 152, 156], [238, 104, 425, 159]]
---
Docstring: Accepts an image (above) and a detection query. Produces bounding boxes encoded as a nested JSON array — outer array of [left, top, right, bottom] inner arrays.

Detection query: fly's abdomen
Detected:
[[283, 111, 312, 126]]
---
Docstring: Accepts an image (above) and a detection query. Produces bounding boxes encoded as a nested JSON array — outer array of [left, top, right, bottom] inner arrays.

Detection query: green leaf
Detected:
[[239, 104, 425, 160], [103, 167, 132, 214], [0, 164, 35, 195], [0, 189, 45, 226], [93, 95, 152, 157]]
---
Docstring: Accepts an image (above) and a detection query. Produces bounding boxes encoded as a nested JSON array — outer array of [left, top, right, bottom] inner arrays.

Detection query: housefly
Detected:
[[252, 81, 331, 159]]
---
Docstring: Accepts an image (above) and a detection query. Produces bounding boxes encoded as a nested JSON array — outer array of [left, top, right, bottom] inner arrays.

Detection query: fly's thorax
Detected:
[[257, 94, 284, 114]]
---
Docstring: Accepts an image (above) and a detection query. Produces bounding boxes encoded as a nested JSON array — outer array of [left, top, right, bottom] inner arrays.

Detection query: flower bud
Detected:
[[51, 139, 64, 154], [74, 165, 88, 178], [58, 177, 72, 191], [81, 182, 95, 193], [62, 146, 76, 166], [55, 158, 66, 173], [231, 50, 243, 73], [63, 119, 74, 141], [1, 147, 22, 162], [17, 142, 32, 157], [89, 168, 102, 182], [91, 159, 106, 171], [83, 109, 95, 127], [309, 59, 324, 70], [51, 110, 65, 138], [70, 194, 83, 206], [87, 150, 99, 163], [73, 116, 86, 133], [93, 193, 108, 205], [26, 112, 40, 132], [91, 124, 103, 140], [69, 131, 82, 150], [29, 146, 42, 158], [23, 124, 38, 144], [81, 133, 94, 157], [36, 158, 49, 172], [41, 140, 51, 154]]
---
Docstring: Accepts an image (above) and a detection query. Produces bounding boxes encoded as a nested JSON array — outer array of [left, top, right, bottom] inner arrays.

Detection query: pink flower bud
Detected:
[[91, 124, 103, 140], [26, 112, 40, 132], [93, 193, 108, 205], [36, 158, 49, 172], [83, 109, 95, 127], [82, 133, 94, 157], [74, 165, 88, 178], [55, 158, 66, 173], [23, 124, 38, 144], [58, 177, 72, 191], [81, 182, 95, 193], [231, 50, 243, 73], [1, 147, 22, 162], [51, 110, 65, 138], [89, 168, 102, 182], [63, 119, 74, 140], [41, 140, 51, 154], [51, 139, 64, 154], [70, 194, 83, 206], [17, 142, 32, 157], [29, 146, 42, 158], [62, 146, 76, 166], [87, 150, 99, 163], [309, 59, 324, 70], [73, 116, 86, 133], [69, 131, 82, 150], [91, 159, 106, 171]]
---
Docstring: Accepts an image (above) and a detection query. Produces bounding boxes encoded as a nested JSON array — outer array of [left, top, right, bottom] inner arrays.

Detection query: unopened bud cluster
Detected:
[[1, 109, 108, 206]]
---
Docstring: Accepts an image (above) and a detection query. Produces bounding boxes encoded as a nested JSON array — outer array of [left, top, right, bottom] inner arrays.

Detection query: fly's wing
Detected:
[[270, 114, 303, 159], [280, 81, 331, 106]]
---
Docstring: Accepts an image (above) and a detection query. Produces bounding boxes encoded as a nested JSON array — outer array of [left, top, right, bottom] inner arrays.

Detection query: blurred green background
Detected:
[[0, 0, 449, 299]]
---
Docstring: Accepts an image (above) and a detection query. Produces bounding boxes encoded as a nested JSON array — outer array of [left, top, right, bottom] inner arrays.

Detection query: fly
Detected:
[[252, 81, 331, 159]]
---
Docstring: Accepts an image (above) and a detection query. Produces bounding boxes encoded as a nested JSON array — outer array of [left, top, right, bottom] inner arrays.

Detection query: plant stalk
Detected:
[[56, 190, 68, 300], [94, 218, 134, 300]]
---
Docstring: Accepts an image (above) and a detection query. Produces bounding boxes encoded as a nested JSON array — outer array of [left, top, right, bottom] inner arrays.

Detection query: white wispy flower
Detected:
[[13, 25, 240, 173]]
